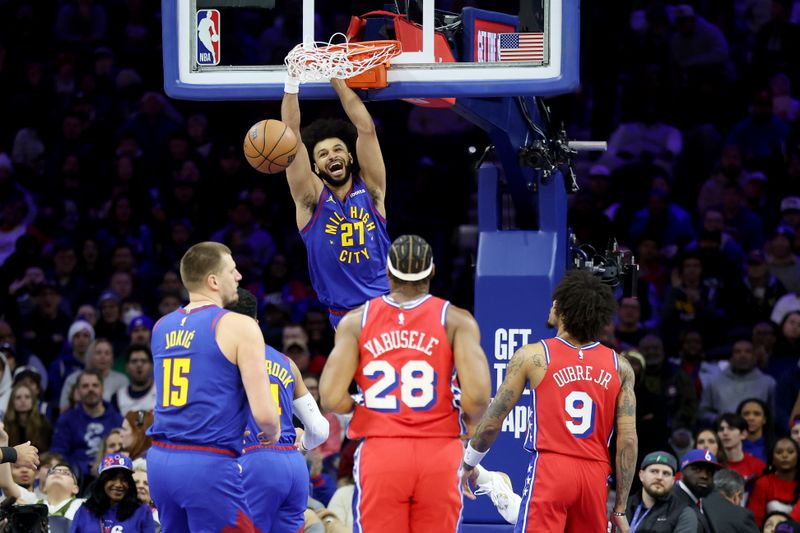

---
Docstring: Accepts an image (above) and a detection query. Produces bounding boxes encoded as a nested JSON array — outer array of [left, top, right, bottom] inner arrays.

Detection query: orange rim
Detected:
[[316, 40, 402, 61]]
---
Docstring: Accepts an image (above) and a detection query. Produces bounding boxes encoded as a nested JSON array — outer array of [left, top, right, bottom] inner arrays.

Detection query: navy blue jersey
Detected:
[[148, 305, 248, 453], [300, 176, 390, 311], [244, 345, 296, 447]]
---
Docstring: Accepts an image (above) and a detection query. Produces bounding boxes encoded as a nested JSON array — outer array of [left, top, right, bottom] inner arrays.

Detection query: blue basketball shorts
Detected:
[[240, 445, 309, 533]]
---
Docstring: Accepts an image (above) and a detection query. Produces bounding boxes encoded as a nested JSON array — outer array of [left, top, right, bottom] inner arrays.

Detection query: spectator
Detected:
[[671, 449, 723, 532], [736, 250, 787, 326], [670, 330, 718, 421], [127, 316, 152, 352], [20, 281, 72, 364], [748, 437, 800, 527], [661, 252, 725, 347], [699, 340, 776, 426], [39, 462, 84, 519], [615, 297, 648, 348], [792, 417, 800, 446], [13, 365, 57, 424], [120, 410, 153, 460], [768, 228, 800, 294], [210, 200, 276, 276], [604, 103, 683, 171], [112, 344, 155, 416], [720, 181, 767, 252], [697, 427, 729, 466], [70, 453, 155, 532], [50, 369, 123, 480], [727, 89, 790, 169], [94, 291, 128, 353], [738, 398, 776, 462], [3, 382, 52, 451], [706, 468, 760, 532], [33, 451, 66, 499], [771, 312, 800, 377], [91, 428, 123, 478], [754, 322, 779, 371], [59, 338, 129, 412], [769, 73, 799, 124], [47, 318, 94, 404], [623, 451, 698, 531], [717, 413, 768, 485], [698, 147, 750, 216], [132, 459, 158, 524], [670, 4, 734, 77], [629, 186, 696, 250]]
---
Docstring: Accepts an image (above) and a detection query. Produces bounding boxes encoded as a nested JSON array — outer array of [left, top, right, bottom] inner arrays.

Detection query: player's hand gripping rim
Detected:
[[459, 462, 479, 500]]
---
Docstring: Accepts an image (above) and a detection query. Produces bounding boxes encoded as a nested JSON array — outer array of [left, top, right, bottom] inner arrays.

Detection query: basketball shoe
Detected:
[[474, 465, 521, 524]]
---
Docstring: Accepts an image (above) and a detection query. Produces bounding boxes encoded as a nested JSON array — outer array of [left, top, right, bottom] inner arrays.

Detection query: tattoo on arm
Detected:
[[471, 350, 528, 452], [614, 358, 638, 509]]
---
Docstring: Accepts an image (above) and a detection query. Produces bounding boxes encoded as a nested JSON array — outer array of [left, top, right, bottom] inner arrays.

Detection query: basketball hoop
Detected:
[[285, 34, 402, 90]]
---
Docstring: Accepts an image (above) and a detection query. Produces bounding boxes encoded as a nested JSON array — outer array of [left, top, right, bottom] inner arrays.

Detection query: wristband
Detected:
[[463, 443, 489, 467], [612, 512, 626, 517], [284, 77, 300, 94], [1, 446, 17, 464]]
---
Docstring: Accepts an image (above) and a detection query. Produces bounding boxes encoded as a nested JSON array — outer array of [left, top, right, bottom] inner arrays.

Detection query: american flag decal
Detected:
[[498, 32, 545, 61]]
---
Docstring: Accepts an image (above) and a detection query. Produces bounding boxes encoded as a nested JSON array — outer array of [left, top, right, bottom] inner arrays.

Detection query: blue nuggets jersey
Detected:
[[244, 345, 297, 447], [148, 305, 248, 453], [301, 176, 390, 311]]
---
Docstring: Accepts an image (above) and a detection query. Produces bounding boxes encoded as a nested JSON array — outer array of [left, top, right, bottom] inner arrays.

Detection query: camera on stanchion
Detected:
[[571, 237, 639, 298]]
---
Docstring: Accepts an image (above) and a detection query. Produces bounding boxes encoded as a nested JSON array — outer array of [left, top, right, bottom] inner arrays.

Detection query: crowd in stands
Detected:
[[0, 0, 800, 530]]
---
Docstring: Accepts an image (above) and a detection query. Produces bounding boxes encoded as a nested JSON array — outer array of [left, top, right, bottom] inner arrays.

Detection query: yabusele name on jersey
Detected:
[[362, 329, 441, 358]]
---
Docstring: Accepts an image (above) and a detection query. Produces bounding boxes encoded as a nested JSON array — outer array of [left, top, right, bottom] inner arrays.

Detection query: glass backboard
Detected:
[[162, 0, 579, 101]]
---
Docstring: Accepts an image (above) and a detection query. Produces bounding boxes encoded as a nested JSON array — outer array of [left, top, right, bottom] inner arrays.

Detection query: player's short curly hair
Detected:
[[552, 270, 616, 343], [225, 288, 258, 320], [302, 118, 358, 161]]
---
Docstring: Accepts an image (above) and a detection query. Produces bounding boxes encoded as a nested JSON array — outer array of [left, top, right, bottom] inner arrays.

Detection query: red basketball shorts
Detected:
[[516, 452, 611, 533], [353, 437, 463, 533]]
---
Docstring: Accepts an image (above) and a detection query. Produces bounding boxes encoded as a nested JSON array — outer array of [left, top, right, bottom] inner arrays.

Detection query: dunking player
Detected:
[[282, 75, 390, 327], [147, 242, 280, 532], [319, 235, 491, 532], [226, 288, 330, 533], [460, 270, 638, 533]]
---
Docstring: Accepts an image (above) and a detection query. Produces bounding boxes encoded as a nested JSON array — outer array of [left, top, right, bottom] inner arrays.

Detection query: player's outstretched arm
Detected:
[[289, 359, 330, 451], [281, 89, 321, 227], [331, 79, 386, 209], [320, 309, 362, 414], [461, 343, 547, 499], [611, 356, 637, 533], [228, 313, 281, 442], [449, 306, 491, 428]]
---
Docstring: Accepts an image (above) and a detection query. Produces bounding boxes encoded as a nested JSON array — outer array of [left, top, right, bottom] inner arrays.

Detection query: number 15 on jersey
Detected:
[[162, 358, 191, 407]]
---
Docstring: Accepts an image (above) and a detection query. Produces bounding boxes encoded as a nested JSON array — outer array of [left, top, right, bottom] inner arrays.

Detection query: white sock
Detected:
[[475, 464, 493, 487]]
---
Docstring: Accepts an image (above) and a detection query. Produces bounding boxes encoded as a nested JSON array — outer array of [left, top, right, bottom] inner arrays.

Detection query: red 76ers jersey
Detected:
[[348, 295, 464, 439], [523, 337, 621, 465]]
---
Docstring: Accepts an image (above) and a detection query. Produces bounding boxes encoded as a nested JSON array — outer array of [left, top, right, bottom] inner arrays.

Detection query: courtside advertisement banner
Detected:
[[196, 9, 221, 66]]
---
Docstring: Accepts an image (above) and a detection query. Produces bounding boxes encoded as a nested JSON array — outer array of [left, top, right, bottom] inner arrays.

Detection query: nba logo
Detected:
[[196, 9, 221, 66]]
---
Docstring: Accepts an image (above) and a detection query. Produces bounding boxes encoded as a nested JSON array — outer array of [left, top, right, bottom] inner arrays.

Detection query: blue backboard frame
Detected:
[[162, 0, 580, 101]]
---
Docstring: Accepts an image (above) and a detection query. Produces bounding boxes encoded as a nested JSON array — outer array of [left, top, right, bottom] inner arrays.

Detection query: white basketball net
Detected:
[[284, 34, 401, 83]]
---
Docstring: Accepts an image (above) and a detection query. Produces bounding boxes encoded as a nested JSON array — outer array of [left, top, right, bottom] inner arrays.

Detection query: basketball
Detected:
[[243, 119, 298, 174]]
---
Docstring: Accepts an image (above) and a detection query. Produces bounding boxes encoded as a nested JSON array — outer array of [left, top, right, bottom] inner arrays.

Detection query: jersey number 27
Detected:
[[363, 360, 437, 411]]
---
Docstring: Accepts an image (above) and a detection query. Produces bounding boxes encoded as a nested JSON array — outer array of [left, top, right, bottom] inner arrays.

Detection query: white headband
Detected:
[[386, 256, 434, 282]]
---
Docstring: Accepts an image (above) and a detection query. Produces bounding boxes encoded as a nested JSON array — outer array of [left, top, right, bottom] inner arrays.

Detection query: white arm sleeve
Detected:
[[292, 393, 330, 451]]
